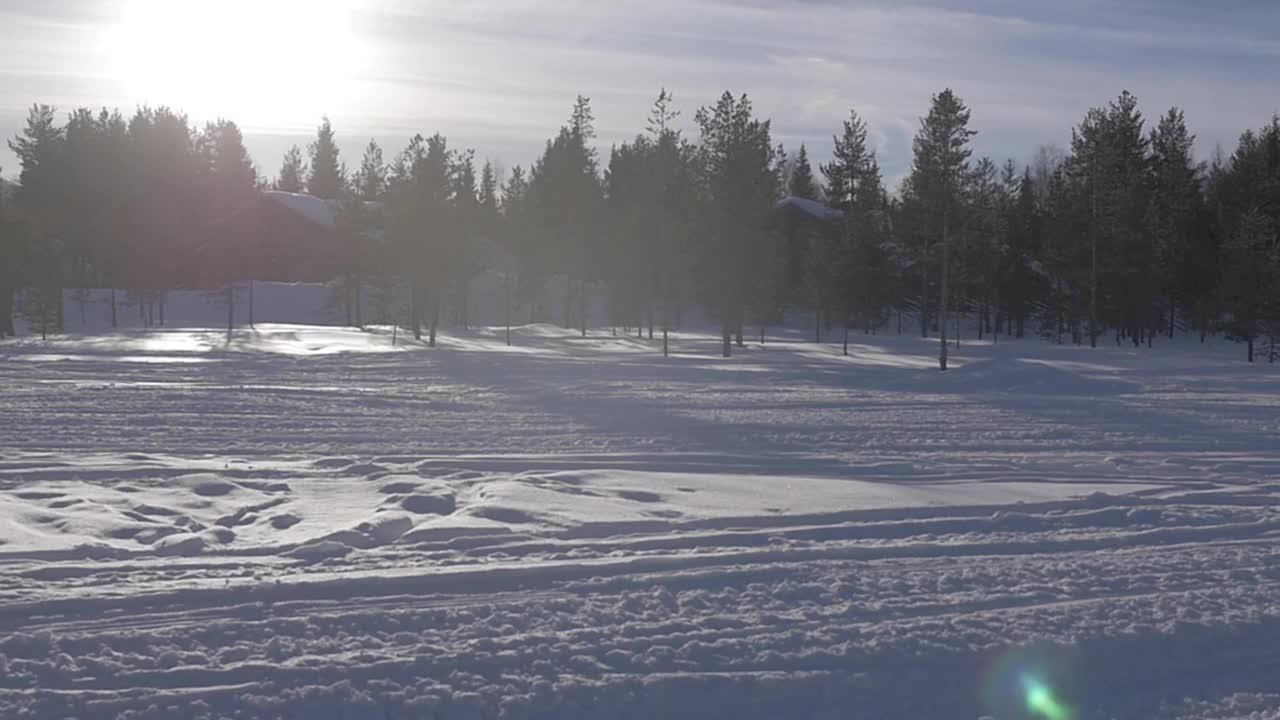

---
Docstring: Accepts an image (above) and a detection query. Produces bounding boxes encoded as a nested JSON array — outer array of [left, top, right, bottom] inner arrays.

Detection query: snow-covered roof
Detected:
[[775, 196, 844, 222], [264, 190, 340, 228]]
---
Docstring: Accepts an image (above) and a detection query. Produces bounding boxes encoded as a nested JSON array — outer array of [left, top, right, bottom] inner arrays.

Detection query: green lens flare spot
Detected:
[[1023, 677, 1070, 720]]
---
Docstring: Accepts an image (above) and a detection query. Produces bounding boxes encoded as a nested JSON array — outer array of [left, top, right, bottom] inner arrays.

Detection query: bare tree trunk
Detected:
[[0, 288, 13, 338], [939, 211, 950, 371], [920, 268, 930, 338], [504, 279, 512, 347], [579, 278, 587, 338], [722, 321, 731, 358], [226, 283, 233, 344], [345, 277, 353, 326], [411, 281, 422, 340], [843, 323, 849, 356], [429, 290, 440, 348], [563, 274, 573, 329], [455, 275, 465, 330], [248, 280, 255, 329], [1089, 167, 1098, 349]]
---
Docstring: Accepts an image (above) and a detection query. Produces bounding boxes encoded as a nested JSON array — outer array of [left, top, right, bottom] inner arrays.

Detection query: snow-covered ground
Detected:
[[1, 323, 1278, 719]]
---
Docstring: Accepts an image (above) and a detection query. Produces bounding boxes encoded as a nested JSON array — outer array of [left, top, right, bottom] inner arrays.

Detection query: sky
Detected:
[[0, 0, 1278, 190]]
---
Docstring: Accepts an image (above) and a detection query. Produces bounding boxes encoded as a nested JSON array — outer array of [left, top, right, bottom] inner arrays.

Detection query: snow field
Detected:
[[1, 323, 1278, 719]]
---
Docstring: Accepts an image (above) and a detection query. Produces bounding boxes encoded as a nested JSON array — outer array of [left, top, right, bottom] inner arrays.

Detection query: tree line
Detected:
[[2, 88, 1278, 362]]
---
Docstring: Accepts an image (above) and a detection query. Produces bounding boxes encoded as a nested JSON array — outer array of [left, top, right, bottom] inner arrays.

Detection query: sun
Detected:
[[106, 0, 368, 126]]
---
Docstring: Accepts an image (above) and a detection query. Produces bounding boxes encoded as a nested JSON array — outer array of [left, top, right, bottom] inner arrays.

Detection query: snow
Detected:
[[775, 195, 844, 221], [263, 190, 339, 227], [1, 321, 1279, 719]]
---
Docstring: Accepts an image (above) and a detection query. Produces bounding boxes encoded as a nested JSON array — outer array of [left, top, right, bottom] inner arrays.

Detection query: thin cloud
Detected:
[[0, 0, 1276, 184]]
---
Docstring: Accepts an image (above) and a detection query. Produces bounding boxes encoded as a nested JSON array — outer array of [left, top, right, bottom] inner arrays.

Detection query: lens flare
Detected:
[[982, 642, 1082, 720], [1022, 675, 1070, 720]]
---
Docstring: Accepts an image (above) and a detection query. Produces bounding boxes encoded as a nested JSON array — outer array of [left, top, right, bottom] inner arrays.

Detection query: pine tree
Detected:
[[820, 109, 893, 341], [479, 160, 499, 237], [199, 118, 259, 327], [904, 89, 976, 369], [384, 133, 456, 343], [306, 116, 344, 199], [1220, 209, 1276, 362], [1212, 117, 1280, 360], [1147, 108, 1203, 338], [352, 139, 386, 200], [500, 164, 531, 322], [645, 89, 697, 351], [330, 140, 385, 329], [694, 91, 782, 356], [527, 97, 604, 336], [0, 175, 22, 338], [1000, 168, 1044, 339], [957, 156, 1006, 341], [204, 119, 257, 197], [1103, 91, 1153, 346], [501, 166, 528, 232], [277, 145, 307, 193], [8, 104, 66, 334], [452, 149, 480, 329]]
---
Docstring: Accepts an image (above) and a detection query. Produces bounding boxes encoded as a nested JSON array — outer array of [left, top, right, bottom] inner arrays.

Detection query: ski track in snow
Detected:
[[1, 324, 1279, 719]]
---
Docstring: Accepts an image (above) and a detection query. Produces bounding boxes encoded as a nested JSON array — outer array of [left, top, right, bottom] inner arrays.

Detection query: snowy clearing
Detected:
[[2, 324, 1279, 719]]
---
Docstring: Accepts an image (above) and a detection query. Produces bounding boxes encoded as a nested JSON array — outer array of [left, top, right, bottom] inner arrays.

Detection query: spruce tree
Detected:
[[788, 144, 818, 200], [306, 116, 344, 199], [277, 145, 307, 193]]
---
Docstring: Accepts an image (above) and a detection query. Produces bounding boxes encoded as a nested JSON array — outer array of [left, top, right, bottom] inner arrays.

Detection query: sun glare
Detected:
[[106, 0, 368, 125]]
